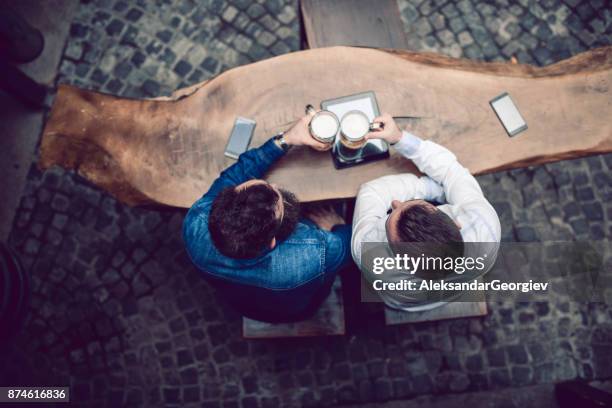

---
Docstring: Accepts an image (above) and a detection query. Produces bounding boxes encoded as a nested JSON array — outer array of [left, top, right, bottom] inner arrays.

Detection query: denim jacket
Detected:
[[183, 138, 352, 322]]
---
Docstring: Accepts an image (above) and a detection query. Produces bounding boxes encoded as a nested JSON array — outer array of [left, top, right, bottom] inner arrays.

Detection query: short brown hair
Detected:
[[392, 205, 464, 278], [395, 205, 462, 244], [209, 184, 280, 259]]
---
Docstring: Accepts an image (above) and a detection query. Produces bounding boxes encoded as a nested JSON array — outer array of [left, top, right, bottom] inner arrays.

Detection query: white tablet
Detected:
[[321, 91, 385, 149]]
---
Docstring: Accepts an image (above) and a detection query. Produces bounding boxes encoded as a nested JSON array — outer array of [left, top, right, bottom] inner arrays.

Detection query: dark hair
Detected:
[[209, 184, 280, 259], [391, 204, 464, 279], [395, 205, 462, 244]]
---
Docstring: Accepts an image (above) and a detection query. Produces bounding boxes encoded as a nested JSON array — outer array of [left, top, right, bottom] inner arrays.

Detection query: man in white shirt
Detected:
[[351, 113, 501, 311]]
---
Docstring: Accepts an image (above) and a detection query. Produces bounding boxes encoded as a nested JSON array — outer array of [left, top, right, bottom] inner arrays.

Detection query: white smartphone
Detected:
[[489, 93, 527, 137], [224, 117, 256, 159]]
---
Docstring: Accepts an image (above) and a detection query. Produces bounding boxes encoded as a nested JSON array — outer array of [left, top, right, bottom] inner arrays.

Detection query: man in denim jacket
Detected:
[[183, 112, 352, 323]]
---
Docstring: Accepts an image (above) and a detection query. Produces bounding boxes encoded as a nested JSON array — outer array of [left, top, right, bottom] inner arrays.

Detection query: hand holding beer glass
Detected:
[[364, 112, 402, 144], [338, 110, 383, 150], [305, 104, 386, 156], [306, 104, 339, 145], [283, 107, 332, 151]]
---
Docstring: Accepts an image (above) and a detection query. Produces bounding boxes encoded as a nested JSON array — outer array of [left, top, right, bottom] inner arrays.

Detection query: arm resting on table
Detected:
[[199, 138, 285, 205], [351, 171, 445, 264]]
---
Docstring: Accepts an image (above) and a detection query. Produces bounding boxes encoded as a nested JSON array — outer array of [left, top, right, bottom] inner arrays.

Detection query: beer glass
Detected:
[[306, 104, 340, 145], [338, 110, 382, 158]]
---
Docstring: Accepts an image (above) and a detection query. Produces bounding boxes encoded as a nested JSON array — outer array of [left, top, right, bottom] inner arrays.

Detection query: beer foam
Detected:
[[341, 112, 369, 140], [311, 114, 338, 139]]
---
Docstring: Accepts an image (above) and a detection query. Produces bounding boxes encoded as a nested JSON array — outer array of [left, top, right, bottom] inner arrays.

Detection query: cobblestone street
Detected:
[[1, 0, 611, 407]]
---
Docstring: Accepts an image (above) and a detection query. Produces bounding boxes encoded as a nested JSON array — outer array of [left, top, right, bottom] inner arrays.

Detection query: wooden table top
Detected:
[[40, 46, 612, 207]]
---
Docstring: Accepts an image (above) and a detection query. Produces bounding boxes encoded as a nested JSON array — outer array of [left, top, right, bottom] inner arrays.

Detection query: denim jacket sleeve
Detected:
[[195, 138, 286, 209], [323, 224, 353, 273]]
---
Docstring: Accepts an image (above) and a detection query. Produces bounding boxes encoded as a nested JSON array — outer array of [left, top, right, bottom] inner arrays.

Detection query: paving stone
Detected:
[[511, 366, 533, 386], [414, 17, 433, 36], [533, 47, 553, 65], [222, 5, 239, 23], [125, 8, 143, 22], [173, 60, 192, 76], [581, 202, 604, 221], [507, 345, 529, 364], [502, 41, 522, 58], [277, 6, 296, 25], [401, 3, 420, 24], [232, 12, 251, 32], [441, 3, 459, 19], [258, 15, 280, 32], [65, 41, 84, 60], [70, 22, 88, 38], [246, 4, 266, 19], [448, 16, 467, 33], [463, 11, 483, 29], [106, 19, 125, 36], [199, 56, 219, 74], [457, 31, 474, 46], [479, 39, 499, 59], [464, 43, 484, 59], [411, 374, 434, 393], [436, 29, 455, 46], [270, 40, 291, 55], [576, 187, 595, 201], [534, 22, 554, 42], [255, 30, 277, 48], [418, 1, 435, 16], [233, 34, 253, 53], [505, 22, 522, 39], [430, 12, 446, 31], [490, 368, 512, 387], [487, 348, 506, 367]]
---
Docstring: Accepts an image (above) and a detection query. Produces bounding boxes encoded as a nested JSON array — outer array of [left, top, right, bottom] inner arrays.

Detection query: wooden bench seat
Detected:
[[385, 301, 488, 325], [301, 0, 409, 49], [242, 276, 345, 338]]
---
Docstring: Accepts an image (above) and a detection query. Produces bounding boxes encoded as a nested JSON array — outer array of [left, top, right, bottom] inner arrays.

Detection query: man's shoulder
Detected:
[[283, 221, 328, 244], [351, 219, 387, 266], [183, 194, 216, 239], [201, 241, 325, 290], [453, 200, 501, 243], [187, 221, 327, 289]]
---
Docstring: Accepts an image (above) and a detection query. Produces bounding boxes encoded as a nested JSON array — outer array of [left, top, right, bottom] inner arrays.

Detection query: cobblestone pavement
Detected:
[[1, 0, 611, 407]]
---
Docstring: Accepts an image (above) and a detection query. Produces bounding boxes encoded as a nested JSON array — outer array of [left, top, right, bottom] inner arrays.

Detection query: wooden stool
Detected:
[[385, 289, 487, 325], [301, 0, 409, 49], [242, 276, 345, 338]]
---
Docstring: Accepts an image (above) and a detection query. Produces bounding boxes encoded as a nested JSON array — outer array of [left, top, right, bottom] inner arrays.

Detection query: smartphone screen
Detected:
[[225, 117, 255, 159], [490, 93, 527, 137]]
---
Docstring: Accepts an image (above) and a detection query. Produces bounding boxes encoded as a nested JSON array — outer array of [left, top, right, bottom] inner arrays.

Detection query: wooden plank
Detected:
[[242, 276, 345, 338], [301, 0, 409, 49], [385, 301, 487, 325], [385, 278, 488, 325], [39, 47, 612, 207]]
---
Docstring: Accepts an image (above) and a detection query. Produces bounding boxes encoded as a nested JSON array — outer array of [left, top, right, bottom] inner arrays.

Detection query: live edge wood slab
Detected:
[[40, 46, 612, 207]]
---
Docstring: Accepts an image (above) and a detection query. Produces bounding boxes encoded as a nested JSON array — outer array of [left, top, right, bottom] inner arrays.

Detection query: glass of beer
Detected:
[[338, 110, 382, 157], [306, 104, 340, 144]]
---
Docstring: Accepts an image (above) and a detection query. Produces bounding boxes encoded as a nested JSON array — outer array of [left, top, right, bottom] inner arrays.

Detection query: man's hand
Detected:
[[304, 205, 345, 231], [283, 110, 331, 151], [365, 113, 402, 144]]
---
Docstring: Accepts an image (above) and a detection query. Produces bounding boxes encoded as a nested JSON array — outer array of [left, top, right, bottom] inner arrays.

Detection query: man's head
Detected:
[[208, 180, 300, 259], [386, 199, 463, 277]]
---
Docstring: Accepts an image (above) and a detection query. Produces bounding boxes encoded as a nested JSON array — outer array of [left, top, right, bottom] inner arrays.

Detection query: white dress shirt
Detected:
[[351, 131, 501, 311]]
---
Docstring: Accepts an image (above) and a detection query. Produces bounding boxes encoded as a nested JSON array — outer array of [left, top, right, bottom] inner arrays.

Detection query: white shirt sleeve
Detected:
[[394, 130, 501, 242], [351, 173, 445, 264]]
